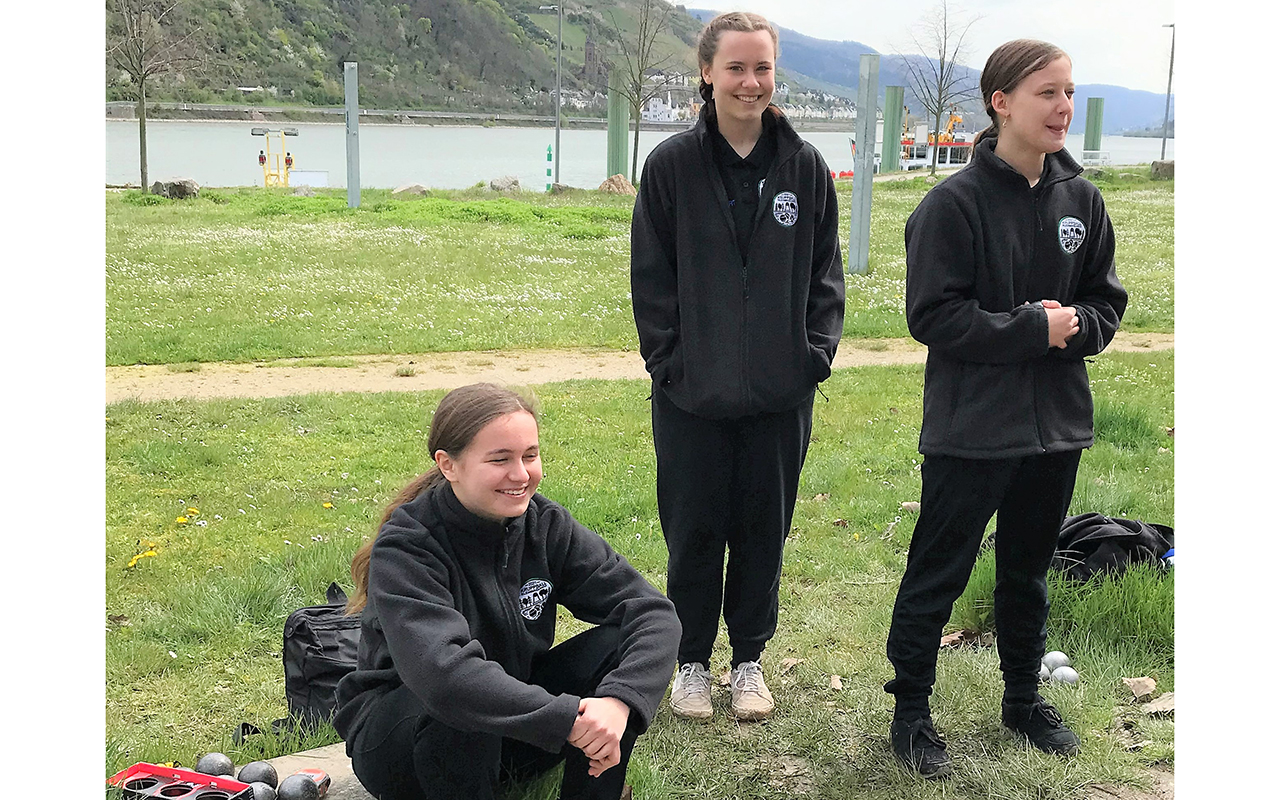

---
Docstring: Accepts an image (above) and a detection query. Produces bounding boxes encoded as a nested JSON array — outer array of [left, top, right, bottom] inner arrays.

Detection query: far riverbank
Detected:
[[105, 101, 864, 133]]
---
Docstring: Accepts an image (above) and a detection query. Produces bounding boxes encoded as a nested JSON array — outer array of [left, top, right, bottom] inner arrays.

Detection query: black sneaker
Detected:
[[890, 717, 952, 778], [1002, 698, 1081, 756]]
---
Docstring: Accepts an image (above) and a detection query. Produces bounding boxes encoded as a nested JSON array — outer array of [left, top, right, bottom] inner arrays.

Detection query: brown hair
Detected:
[[696, 11, 779, 105], [973, 39, 1070, 146], [346, 383, 538, 614]]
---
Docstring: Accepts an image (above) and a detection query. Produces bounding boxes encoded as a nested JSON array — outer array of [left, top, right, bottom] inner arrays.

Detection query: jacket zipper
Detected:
[[1029, 189, 1047, 453], [495, 534, 527, 672]]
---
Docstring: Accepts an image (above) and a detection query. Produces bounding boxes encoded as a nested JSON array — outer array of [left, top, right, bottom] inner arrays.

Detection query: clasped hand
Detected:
[[568, 696, 631, 778], [1041, 299, 1079, 349]]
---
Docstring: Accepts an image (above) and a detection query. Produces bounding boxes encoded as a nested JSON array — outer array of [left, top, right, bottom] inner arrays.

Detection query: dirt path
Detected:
[[105, 332, 1173, 404]]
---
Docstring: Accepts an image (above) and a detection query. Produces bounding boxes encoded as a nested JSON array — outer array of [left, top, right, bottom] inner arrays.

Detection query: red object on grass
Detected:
[[107, 762, 254, 799], [293, 768, 331, 796]]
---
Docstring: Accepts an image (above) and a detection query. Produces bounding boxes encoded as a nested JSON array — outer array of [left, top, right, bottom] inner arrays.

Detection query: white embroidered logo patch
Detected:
[[1058, 216, 1086, 254], [772, 191, 799, 227], [519, 578, 552, 621]]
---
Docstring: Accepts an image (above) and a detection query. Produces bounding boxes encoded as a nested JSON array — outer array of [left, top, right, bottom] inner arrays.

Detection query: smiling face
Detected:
[[992, 56, 1075, 155], [436, 410, 542, 522], [701, 29, 776, 125]]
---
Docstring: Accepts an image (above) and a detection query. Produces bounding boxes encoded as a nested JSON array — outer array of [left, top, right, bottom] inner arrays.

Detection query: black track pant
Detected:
[[651, 386, 814, 667], [884, 450, 1081, 719], [347, 625, 638, 800]]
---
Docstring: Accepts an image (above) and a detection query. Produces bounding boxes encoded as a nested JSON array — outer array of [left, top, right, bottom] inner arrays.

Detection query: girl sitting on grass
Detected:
[[884, 39, 1128, 778], [334, 383, 680, 800]]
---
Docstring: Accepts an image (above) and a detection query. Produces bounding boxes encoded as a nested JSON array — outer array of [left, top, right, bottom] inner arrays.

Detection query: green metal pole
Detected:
[[1084, 97, 1104, 154], [881, 86, 905, 174], [606, 70, 629, 180], [546, 145, 553, 192]]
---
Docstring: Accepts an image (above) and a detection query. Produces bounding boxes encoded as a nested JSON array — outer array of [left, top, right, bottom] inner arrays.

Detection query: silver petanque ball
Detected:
[[1042, 651, 1071, 671], [1051, 665, 1080, 685], [1039, 663, 1051, 682]]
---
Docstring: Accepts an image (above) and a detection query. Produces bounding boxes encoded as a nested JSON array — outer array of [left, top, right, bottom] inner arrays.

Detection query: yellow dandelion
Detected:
[[322, 502, 334, 509], [176, 516, 188, 524], [853, 532, 861, 541], [186, 507, 200, 516], [126, 549, 158, 569]]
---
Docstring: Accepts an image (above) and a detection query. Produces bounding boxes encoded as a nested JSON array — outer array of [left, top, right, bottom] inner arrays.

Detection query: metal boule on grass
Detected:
[[1039, 663, 1051, 682], [248, 782, 278, 800], [238, 761, 279, 788], [277, 773, 320, 800], [195, 752, 234, 776], [1051, 665, 1080, 685], [1042, 651, 1071, 671]]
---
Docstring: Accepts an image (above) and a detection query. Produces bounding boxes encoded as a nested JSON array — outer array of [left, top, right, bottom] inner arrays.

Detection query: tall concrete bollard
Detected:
[[848, 54, 880, 275]]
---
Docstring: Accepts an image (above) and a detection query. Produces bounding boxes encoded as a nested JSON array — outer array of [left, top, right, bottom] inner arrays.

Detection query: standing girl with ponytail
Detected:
[[333, 383, 680, 800], [883, 40, 1128, 777]]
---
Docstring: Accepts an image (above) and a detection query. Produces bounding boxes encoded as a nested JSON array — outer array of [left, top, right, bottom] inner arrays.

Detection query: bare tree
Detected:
[[898, 0, 980, 175], [605, 0, 684, 184], [107, 0, 202, 192]]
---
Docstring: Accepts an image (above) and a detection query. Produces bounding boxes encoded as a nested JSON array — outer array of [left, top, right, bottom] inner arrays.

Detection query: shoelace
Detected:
[[1033, 702, 1065, 726], [732, 662, 765, 694], [914, 720, 946, 749], [678, 663, 711, 693]]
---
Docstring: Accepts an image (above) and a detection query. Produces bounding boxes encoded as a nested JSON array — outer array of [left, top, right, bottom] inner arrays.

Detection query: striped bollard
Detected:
[[546, 145, 553, 192]]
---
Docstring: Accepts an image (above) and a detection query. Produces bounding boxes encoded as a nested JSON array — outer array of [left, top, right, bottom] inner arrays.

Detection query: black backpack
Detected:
[[236, 582, 360, 742]]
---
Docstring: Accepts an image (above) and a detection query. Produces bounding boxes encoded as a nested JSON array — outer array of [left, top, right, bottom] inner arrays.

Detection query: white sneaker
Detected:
[[669, 662, 714, 719], [729, 661, 775, 721]]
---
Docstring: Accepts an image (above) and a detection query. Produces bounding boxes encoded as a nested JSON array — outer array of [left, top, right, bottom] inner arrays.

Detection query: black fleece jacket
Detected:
[[905, 137, 1128, 459], [631, 104, 846, 419], [333, 481, 680, 754]]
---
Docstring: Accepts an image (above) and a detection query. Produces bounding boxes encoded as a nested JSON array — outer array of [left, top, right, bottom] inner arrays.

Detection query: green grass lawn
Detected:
[[106, 350, 1174, 798], [105, 173, 1173, 366]]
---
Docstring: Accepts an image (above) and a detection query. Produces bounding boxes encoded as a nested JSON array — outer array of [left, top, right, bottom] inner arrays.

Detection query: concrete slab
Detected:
[[265, 742, 374, 800]]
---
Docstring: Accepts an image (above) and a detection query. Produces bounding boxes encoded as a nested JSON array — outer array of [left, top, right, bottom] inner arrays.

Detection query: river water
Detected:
[[106, 119, 1175, 190]]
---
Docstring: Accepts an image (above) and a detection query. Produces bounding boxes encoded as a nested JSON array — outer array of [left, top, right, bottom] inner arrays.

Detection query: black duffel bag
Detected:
[[1051, 513, 1174, 581]]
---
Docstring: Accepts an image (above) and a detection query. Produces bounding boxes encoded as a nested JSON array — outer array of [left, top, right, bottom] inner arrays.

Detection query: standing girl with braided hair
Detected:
[[884, 40, 1128, 777]]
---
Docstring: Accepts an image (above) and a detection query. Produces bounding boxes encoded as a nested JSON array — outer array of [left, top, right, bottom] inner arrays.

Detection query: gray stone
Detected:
[[266, 742, 374, 800], [489, 175, 521, 192], [150, 178, 200, 199], [392, 183, 430, 199], [292, 186, 316, 197], [1082, 167, 1106, 179], [1150, 160, 1174, 180], [549, 182, 574, 194]]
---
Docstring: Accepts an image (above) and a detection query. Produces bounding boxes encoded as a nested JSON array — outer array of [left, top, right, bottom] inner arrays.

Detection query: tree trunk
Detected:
[[929, 109, 942, 176], [138, 80, 150, 192], [630, 103, 641, 185]]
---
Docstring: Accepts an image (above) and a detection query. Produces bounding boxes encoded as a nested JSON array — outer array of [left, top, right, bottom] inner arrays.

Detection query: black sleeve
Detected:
[[630, 153, 682, 385], [1050, 189, 1128, 359], [905, 188, 1051, 364], [548, 507, 680, 734], [369, 529, 580, 753], [805, 154, 846, 382]]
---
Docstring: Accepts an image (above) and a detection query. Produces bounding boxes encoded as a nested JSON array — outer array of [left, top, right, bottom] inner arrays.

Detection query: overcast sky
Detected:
[[693, 1, 1176, 94]]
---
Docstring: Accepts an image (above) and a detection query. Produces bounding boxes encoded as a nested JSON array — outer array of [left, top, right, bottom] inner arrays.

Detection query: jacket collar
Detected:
[[972, 136, 1082, 190], [432, 480, 526, 548], [695, 101, 804, 165]]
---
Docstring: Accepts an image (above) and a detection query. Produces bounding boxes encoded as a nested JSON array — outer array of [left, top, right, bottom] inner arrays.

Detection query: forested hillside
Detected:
[[106, 0, 702, 113]]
